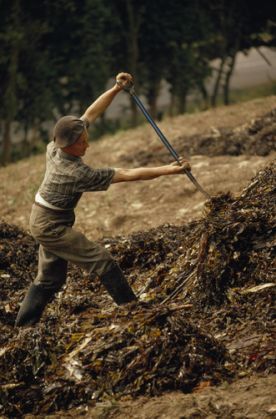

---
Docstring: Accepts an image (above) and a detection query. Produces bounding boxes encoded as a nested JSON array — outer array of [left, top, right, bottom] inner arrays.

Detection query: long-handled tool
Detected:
[[126, 84, 211, 200]]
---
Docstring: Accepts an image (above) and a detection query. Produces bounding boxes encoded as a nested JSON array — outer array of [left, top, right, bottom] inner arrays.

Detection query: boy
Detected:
[[15, 73, 191, 327]]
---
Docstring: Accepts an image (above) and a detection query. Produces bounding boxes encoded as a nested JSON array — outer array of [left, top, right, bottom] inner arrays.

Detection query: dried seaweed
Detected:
[[121, 109, 276, 166], [0, 161, 275, 417]]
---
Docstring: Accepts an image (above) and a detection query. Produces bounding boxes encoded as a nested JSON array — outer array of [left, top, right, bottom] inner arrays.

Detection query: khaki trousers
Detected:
[[29, 204, 114, 291]]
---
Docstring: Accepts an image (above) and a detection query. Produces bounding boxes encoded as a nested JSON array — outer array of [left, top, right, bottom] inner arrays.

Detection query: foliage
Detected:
[[0, 0, 275, 164]]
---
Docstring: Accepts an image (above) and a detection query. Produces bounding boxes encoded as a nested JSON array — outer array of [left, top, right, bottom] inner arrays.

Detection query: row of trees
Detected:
[[0, 0, 275, 164]]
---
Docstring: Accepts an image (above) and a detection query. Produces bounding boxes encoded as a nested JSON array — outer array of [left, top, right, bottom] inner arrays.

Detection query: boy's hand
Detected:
[[115, 72, 133, 90], [171, 158, 191, 173]]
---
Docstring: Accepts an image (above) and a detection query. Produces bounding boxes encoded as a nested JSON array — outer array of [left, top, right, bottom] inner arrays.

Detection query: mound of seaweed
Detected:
[[0, 222, 38, 329], [0, 161, 275, 417], [175, 108, 276, 157], [107, 161, 275, 307], [122, 109, 276, 166]]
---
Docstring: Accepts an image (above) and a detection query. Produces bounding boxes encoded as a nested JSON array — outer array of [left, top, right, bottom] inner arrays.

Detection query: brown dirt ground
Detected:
[[1, 96, 276, 419], [33, 374, 276, 419], [0, 96, 275, 241]]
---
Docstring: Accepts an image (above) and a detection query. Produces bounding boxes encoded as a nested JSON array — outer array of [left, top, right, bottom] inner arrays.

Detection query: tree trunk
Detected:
[[169, 92, 176, 117], [148, 95, 157, 120], [1, 0, 21, 165], [147, 81, 160, 120], [198, 82, 209, 109], [21, 122, 30, 158], [126, 0, 142, 126], [1, 120, 12, 165], [223, 53, 237, 105], [211, 57, 226, 107], [177, 92, 187, 114], [129, 99, 138, 126]]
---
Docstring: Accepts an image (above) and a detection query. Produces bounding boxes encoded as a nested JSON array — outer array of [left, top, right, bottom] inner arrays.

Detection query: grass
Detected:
[[183, 81, 276, 114], [229, 81, 276, 103]]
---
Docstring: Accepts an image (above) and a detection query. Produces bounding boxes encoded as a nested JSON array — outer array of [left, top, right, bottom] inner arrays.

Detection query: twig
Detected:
[[161, 269, 196, 305], [167, 304, 193, 312], [256, 47, 272, 66]]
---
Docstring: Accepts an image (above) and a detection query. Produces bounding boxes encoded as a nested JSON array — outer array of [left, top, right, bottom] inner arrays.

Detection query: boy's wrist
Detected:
[[170, 165, 181, 174], [113, 83, 123, 92]]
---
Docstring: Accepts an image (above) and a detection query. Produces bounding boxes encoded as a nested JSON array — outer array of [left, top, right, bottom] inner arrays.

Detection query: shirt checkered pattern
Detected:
[[38, 142, 115, 209]]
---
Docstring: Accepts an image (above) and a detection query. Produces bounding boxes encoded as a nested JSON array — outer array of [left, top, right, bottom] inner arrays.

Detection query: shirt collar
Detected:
[[58, 149, 81, 161]]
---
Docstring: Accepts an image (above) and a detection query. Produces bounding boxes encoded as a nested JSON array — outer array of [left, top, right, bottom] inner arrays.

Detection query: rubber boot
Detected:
[[15, 283, 54, 327], [100, 263, 137, 305]]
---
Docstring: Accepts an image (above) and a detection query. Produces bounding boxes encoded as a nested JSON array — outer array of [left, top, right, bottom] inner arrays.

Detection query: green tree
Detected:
[[0, 0, 22, 164], [1, 0, 275, 164], [45, 0, 114, 121], [206, 0, 276, 106], [109, 0, 145, 125], [139, 0, 174, 119], [0, 0, 53, 163], [164, 0, 212, 114]]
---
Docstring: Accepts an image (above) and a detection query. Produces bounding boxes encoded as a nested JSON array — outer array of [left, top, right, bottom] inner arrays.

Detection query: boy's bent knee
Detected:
[[89, 249, 115, 278]]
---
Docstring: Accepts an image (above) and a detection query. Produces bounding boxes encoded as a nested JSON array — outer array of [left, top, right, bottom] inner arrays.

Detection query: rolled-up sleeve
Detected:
[[77, 165, 115, 192]]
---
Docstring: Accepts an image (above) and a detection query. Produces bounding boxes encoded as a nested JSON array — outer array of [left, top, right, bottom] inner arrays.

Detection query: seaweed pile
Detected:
[[0, 222, 38, 331], [0, 161, 275, 417], [122, 109, 276, 165], [175, 108, 276, 157]]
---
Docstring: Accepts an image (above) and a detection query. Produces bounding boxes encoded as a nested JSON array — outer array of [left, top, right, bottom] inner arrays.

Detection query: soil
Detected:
[[40, 374, 276, 419], [0, 96, 275, 240], [0, 96, 275, 418]]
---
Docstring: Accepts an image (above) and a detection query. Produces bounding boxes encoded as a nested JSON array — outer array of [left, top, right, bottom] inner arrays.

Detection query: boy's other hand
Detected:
[[115, 73, 133, 90], [171, 157, 191, 173]]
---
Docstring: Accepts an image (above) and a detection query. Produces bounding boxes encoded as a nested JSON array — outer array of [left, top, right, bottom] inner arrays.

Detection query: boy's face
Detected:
[[62, 130, 89, 157]]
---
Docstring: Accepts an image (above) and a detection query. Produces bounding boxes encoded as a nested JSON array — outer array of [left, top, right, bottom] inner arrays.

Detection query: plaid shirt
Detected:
[[38, 142, 115, 209]]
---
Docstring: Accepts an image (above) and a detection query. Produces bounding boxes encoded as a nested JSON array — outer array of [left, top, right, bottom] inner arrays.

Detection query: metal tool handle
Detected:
[[126, 85, 211, 200]]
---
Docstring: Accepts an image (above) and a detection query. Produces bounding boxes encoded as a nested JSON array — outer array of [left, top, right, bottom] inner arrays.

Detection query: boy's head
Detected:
[[53, 115, 89, 148], [62, 130, 89, 157]]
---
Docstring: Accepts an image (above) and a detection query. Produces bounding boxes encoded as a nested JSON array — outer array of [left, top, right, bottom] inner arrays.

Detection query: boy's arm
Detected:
[[111, 160, 191, 183], [81, 73, 133, 124]]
